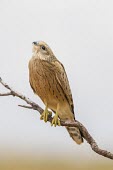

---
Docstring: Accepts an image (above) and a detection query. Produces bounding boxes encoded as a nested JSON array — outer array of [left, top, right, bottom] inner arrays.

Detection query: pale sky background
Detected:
[[0, 0, 113, 161]]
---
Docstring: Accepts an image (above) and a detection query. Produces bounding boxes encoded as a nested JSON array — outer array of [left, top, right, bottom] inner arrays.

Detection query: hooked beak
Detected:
[[32, 41, 38, 45]]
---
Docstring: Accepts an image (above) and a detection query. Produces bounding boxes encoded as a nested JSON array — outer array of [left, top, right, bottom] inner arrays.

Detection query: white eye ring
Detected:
[[41, 46, 46, 50]]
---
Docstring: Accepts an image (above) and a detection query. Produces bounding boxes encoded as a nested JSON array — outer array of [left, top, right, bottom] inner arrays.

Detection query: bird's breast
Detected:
[[29, 58, 59, 104], [29, 57, 74, 120]]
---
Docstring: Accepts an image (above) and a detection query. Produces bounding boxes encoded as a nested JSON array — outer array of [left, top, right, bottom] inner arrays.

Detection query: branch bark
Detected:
[[0, 77, 113, 160]]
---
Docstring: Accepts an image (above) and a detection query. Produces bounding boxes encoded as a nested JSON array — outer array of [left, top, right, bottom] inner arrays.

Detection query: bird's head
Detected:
[[32, 41, 54, 60]]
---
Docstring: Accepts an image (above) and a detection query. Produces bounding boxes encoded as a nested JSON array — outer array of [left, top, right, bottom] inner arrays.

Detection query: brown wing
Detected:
[[51, 60, 75, 115]]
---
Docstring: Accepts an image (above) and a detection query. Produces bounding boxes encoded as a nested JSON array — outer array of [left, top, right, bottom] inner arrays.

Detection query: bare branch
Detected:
[[0, 77, 113, 160], [61, 121, 113, 159], [0, 92, 13, 96], [18, 104, 35, 109], [0, 77, 43, 114]]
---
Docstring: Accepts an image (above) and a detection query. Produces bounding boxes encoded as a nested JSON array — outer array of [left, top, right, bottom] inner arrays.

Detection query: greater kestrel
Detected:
[[29, 41, 83, 144]]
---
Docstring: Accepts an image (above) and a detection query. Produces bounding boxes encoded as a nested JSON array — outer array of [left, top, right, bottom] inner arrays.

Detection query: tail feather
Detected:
[[66, 126, 83, 144]]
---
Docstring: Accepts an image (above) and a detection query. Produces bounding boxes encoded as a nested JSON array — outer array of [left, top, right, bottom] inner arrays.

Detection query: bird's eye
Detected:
[[41, 46, 46, 50]]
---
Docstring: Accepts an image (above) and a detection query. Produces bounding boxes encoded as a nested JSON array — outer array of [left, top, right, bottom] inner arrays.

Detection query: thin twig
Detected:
[[0, 77, 43, 114], [0, 77, 113, 160], [0, 92, 13, 96], [18, 104, 36, 109]]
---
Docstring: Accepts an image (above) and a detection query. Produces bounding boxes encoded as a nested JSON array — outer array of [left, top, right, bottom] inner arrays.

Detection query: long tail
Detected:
[[66, 126, 83, 144]]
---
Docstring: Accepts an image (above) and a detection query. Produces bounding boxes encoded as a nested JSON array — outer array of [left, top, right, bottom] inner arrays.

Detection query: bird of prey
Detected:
[[29, 41, 83, 144]]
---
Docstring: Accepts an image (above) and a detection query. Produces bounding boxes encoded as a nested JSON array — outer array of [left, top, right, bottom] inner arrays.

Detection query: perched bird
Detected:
[[29, 41, 83, 144]]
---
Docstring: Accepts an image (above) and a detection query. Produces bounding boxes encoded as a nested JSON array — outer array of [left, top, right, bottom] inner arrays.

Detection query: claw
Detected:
[[51, 112, 61, 127], [40, 106, 52, 122]]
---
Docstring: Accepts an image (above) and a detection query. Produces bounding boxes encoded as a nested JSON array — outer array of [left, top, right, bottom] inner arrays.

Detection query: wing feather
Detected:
[[51, 60, 74, 115]]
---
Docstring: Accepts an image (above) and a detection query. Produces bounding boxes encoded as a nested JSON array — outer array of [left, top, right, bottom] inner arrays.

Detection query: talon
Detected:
[[40, 106, 52, 122], [40, 114, 44, 120], [51, 112, 60, 127], [58, 119, 61, 126]]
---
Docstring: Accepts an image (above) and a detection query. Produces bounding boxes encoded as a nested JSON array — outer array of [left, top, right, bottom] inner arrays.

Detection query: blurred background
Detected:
[[0, 0, 113, 169]]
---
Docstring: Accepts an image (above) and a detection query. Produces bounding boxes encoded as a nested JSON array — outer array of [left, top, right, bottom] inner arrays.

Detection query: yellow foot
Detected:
[[51, 113, 61, 127], [40, 107, 52, 122]]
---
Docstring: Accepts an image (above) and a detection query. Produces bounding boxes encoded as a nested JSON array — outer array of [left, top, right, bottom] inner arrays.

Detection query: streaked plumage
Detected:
[[29, 41, 83, 144]]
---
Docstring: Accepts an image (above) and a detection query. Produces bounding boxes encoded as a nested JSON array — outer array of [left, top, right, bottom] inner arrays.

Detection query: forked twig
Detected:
[[0, 77, 113, 160]]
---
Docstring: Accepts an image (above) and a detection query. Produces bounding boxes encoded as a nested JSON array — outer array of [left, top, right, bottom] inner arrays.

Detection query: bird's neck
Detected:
[[32, 52, 56, 62]]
